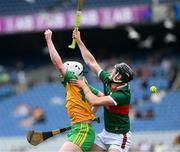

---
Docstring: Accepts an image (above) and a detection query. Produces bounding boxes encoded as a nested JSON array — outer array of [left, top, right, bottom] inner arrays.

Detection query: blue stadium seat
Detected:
[[0, 71, 179, 136], [0, 84, 14, 98], [0, 0, 57, 16], [0, 0, 178, 16]]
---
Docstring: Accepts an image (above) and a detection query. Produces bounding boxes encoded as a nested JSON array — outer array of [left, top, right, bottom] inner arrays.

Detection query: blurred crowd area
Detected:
[[1, 48, 180, 125], [1, 1, 180, 152], [0, 61, 27, 97], [1, 48, 179, 97], [129, 139, 180, 152], [0, 0, 161, 16], [0, 48, 180, 152]]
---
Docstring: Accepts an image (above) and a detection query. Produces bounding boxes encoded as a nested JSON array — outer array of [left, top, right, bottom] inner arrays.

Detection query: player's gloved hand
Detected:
[[72, 30, 81, 44], [44, 29, 52, 41]]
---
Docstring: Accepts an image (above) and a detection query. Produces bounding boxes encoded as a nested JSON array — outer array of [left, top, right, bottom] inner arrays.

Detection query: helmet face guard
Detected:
[[110, 62, 133, 84], [109, 69, 122, 83], [64, 61, 84, 76]]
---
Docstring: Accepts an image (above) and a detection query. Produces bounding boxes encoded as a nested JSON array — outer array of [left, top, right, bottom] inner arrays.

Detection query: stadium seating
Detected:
[[0, 64, 179, 136], [131, 91, 180, 131], [0, 0, 179, 16], [0, 84, 14, 99], [0, 0, 57, 16]]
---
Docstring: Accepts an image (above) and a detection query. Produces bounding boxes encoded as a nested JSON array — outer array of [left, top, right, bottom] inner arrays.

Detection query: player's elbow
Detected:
[[51, 57, 57, 64], [90, 99, 100, 106], [52, 61, 61, 68], [98, 92, 104, 97], [51, 59, 61, 67], [91, 102, 98, 106], [52, 61, 64, 72], [91, 99, 112, 106]]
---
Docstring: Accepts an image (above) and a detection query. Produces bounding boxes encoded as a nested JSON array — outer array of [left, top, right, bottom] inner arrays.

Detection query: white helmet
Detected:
[[64, 61, 83, 76]]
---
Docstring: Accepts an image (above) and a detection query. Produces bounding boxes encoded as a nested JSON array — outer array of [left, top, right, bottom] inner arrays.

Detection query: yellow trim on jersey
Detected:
[[80, 124, 89, 146], [73, 123, 89, 146], [72, 123, 83, 144], [75, 124, 87, 145]]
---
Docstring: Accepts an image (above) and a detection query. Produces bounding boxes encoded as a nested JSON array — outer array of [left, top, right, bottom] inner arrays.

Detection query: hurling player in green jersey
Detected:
[[71, 30, 134, 152]]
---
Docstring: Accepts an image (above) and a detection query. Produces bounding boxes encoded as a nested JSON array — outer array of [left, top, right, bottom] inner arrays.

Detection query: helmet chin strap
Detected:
[[79, 71, 83, 76], [108, 80, 122, 84], [108, 72, 127, 90], [112, 72, 122, 83], [109, 82, 127, 91], [109, 72, 122, 84]]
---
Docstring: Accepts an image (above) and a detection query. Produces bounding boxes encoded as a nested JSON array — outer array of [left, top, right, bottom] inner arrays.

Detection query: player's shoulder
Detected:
[[102, 69, 109, 75], [98, 69, 110, 79]]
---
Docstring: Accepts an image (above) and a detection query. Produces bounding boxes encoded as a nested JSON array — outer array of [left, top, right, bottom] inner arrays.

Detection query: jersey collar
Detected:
[[110, 83, 128, 91]]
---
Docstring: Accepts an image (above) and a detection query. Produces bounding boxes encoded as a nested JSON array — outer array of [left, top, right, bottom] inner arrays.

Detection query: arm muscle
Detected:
[[45, 30, 66, 77]]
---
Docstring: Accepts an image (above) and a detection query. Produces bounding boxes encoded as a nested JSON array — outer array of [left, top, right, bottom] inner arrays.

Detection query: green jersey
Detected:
[[98, 70, 131, 134]]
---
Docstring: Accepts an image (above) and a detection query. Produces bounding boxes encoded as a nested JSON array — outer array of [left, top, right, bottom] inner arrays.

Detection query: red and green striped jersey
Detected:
[[99, 70, 131, 134]]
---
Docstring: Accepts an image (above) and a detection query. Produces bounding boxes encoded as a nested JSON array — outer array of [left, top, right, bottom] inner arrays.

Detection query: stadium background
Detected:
[[0, 0, 180, 152]]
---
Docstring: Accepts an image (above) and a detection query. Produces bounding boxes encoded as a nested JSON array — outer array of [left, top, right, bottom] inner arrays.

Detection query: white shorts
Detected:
[[94, 129, 132, 152]]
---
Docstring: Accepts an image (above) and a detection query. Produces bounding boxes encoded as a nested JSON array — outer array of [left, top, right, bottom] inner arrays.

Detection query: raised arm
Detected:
[[44, 29, 66, 77], [73, 30, 102, 76]]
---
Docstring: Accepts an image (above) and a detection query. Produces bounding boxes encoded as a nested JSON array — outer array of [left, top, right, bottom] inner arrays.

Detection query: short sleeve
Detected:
[[98, 70, 109, 83], [109, 91, 130, 106], [63, 70, 76, 85], [89, 85, 99, 95]]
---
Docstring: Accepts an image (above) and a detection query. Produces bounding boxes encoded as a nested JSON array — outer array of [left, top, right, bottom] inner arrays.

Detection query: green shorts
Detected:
[[67, 123, 95, 152]]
